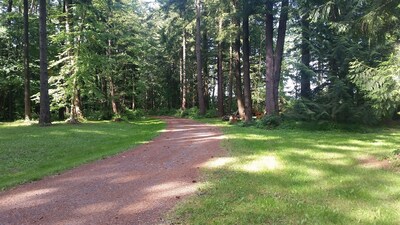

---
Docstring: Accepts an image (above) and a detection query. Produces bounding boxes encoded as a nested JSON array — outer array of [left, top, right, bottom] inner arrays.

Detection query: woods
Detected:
[[0, 0, 399, 125]]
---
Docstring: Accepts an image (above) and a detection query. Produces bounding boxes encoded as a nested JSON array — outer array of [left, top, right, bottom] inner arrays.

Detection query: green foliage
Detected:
[[256, 114, 282, 129], [350, 47, 400, 118], [121, 109, 145, 120], [0, 119, 165, 190], [176, 107, 202, 119]]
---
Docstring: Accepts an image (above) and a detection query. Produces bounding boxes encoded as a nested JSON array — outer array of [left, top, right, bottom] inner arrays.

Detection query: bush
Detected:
[[256, 114, 282, 129], [122, 109, 145, 120], [175, 107, 202, 119], [205, 108, 218, 118]]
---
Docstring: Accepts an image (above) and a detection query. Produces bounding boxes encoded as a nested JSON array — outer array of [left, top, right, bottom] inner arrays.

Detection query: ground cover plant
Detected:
[[0, 119, 165, 190], [172, 121, 400, 224]]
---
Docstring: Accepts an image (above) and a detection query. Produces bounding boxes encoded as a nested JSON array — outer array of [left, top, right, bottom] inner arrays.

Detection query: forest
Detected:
[[0, 0, 399, 125]]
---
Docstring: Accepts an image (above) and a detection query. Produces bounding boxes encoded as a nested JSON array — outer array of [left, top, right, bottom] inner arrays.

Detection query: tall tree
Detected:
[[23, 0, 31, 121], [39, 0, 51, 125], [217, 18, 224, 117], [195, 0, 206, 115], [300, 11, 311, 99], [232, 0, 245, 118], [265, 0, 289, 115], [242, 0, 252, 122]]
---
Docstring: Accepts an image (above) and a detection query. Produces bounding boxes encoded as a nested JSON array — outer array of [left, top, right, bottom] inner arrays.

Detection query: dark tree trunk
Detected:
[[7, 0, 12, 12], [23, 0, 31, 121], [242, 5, 252, 123], [265, 1, 274, 115], [195, 0, 206, 115], [272, 0, 288, 111], [232, 0, 245, 119], [217, 18, 224, 117], [202, 28, 210, 109], [228, 43, 233, 113], [181, 30, 187, 110], [300, 13, 311, 99], [39, 0, 51, 125], [265, 0, 289, 115]]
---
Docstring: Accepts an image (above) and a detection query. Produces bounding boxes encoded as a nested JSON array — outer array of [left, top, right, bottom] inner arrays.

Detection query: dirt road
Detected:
[[0, 117, 225, 225]]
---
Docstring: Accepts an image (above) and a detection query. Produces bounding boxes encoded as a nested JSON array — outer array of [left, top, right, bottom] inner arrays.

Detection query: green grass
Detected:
[[0, 119, 165, 190], [172, 120, 400, 224]]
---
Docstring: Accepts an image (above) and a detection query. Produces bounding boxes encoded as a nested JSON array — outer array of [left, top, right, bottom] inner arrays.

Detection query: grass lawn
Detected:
[[172, 120, 400, 224], [0, 118, 165, 190]]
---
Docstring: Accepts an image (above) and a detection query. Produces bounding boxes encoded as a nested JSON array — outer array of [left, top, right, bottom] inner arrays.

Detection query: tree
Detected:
[[23, 0, 31, 121], [265, 0, 289, 115], [195, 0, 206, 115], [242, 0, 252, 122], [39, 0, 51, 125]]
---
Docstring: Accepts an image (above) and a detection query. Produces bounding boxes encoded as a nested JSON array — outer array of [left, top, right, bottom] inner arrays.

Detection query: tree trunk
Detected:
[[181, 30, 187, 110], [7, 0, 12, 12], [202, 27, 210, 109], [228, 43, 233, 114], [265, 0, 289, 115], [232, 0, 245, 119], [23, 0, 31, 121], [272, 0, 288, 112], [110, 76, 118, 114], [39, 0, 51, 125], [217, 18, 224, 117], [300, 12, 311, 99], [242, 1, 252, 123], [195, 0, 206, 115]]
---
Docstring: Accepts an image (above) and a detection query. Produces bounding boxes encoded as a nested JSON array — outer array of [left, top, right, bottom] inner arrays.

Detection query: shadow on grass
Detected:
[[172, 125, 400, 224]]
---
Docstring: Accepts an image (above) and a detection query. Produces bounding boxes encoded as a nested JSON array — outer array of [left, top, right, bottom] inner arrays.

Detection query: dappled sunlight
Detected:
[[0, 188, 58, 209], [109, 174, 140, 184], [201, 157, 238, 169], [314, 144, 360, 151], [146, 181, 198, 199], [239, 155, 281, 173], [76, 202, 115, 215]]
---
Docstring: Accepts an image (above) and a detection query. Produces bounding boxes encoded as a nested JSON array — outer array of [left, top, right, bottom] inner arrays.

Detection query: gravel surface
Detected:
[[0, 117, 225, 225]]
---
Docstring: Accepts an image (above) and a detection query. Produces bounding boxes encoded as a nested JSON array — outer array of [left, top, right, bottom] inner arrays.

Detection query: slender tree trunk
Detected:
[[242, 2, 252, 122], [217, 18, 224, 117], [131, 74, 136, 110], [39, 0, 51, 125], [228, 43, 233, 113], [181, 30, 187, 110], [107, 39, 118, 115], [195, 0, 206, 115], [232, 0, 245, 119], [265, 0, 289, 115], [300, 13, 311, 99], [272, 0, 288, 111], [23, 0, 31, 121], [202, 28, 209, 109], [7, 0, 12, 12]]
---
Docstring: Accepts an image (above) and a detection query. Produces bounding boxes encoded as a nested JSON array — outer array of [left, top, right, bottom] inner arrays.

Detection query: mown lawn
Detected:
[[172, 121, 400, 224], [0, 119, 165, 190]]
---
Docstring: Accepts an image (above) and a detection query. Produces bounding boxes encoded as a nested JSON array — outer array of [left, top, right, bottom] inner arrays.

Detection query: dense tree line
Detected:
[[0, 0, 399, 125]]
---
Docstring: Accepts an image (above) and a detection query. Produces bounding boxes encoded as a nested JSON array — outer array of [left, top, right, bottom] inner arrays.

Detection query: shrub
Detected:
[[256, 114, 282, 129]]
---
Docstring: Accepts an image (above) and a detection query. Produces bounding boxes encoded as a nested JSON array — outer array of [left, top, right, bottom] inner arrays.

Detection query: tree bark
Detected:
[[180, 30, 187, 110], [23, 0, 31, 121], [217, 18, 224, 117], [242, 3, 252, 123], [272, 0, 288, 111], [195, 0, 206, 115], [7, 0, 12, 12], [300, 12, 311, 99], [232, 0, 245, 119], [265, 0, 289, 115], [39, 0, 51, 125], [228, 43, 233, 113]]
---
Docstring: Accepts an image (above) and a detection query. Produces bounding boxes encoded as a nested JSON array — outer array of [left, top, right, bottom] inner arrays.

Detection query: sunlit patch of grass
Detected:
[[171, 121, 400, 224], [0, 119, 165, 190]]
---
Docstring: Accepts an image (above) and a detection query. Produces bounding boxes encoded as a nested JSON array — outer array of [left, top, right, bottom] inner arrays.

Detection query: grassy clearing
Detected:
[[172, 120, 400, 224], [0, 119, 165, 190]]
